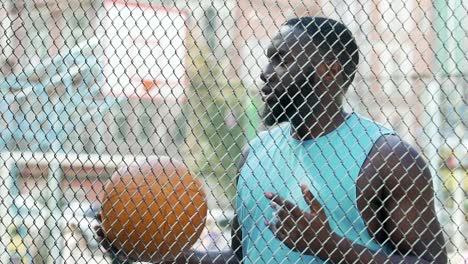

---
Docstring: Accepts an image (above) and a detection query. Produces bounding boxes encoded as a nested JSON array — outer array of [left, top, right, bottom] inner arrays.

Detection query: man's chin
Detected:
[[262, 113, 277, 127], [261, 105, 289, 127]]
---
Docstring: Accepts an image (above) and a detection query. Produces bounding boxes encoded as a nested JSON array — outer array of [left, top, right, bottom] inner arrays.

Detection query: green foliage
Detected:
[[182, 44, 247, 204]]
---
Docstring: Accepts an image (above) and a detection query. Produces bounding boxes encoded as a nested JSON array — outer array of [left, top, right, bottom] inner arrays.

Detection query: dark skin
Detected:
[[257, 26, 446, 263], [263, 135, 447, 263], [95, 25, 447, 263]]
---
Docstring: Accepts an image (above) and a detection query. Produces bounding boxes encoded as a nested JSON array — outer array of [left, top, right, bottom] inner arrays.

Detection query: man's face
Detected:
[[260, 26, 324, 126]]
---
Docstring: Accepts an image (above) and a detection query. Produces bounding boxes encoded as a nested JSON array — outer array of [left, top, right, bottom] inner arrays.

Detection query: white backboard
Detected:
[[102, 0, 188, 102]]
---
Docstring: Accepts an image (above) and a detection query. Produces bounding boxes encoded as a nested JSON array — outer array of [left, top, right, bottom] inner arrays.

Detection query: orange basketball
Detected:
[[100, 156, 207, 262]]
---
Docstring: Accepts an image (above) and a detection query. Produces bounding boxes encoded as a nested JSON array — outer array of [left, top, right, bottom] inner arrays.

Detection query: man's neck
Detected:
[[290, 108, 349, 140]]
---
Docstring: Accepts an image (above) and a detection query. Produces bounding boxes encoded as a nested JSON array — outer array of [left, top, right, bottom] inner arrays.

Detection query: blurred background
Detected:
[[0, 0, 466, 262]]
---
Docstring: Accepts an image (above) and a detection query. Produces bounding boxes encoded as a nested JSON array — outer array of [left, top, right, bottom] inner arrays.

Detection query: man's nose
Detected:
[[260, 71, 267, 83]]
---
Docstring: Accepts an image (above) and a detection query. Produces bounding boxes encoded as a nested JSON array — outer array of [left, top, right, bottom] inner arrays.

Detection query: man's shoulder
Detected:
[[372, 134, 418, 159], [365, 134, 431, 188]]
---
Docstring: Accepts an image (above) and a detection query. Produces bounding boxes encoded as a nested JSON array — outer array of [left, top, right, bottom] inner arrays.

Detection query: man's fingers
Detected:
[[92, 223, 131, 261], [301, 183, 322, 213], [93, 224, 112, 251], [96, 230, 105, 241], [271, 201, 296, 228], [93, 223, 111, 246], [265, 219, 287, 241], [94, 225, 104, 237], [100, 239, 112, 252], [301, 183, 314, 205], [99, 236, 124, 259], [265, 192, 303, 218], [96, 212, 102, 222]]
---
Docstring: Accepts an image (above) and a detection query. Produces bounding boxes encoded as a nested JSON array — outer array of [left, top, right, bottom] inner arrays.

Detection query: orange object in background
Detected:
[[142, 80, 162, 91]]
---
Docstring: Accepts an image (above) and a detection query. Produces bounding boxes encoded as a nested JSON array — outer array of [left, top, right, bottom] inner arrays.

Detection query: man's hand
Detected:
[[93, 213, 136, 263], [264, 184, 337, 257], [94, 214, 185, 263]]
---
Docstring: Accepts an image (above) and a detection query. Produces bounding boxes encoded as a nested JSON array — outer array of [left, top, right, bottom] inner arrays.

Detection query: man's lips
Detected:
[[260, 84, 276, 102]]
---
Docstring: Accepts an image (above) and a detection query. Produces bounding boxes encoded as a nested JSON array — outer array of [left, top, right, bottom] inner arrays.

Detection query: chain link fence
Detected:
[[0, 0, 466, 263]]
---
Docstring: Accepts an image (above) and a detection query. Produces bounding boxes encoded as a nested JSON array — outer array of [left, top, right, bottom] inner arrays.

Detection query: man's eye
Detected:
[[282, 58, 293, 66]]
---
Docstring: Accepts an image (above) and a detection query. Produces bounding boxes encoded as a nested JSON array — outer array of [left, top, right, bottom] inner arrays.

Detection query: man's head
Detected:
[[260, 17, 359, 126]]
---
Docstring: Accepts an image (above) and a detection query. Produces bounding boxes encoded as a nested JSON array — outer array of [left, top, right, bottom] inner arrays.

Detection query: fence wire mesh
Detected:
[[0, 0, 466, 263]]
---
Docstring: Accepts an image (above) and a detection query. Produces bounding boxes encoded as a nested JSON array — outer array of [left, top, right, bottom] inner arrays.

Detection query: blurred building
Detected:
[[0, 0, 465, 206]]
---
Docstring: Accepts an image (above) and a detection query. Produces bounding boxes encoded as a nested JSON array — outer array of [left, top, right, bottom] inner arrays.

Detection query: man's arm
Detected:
[[325, 135, 447, 263], [231, 214, 243, 262], [231, 146, 249, 263], [169, 147, 249, 264], [264, 135, 447, 264]]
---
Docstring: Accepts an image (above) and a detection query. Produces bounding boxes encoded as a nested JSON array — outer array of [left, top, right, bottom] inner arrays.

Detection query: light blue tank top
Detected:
[[237, 113, 394, 263]]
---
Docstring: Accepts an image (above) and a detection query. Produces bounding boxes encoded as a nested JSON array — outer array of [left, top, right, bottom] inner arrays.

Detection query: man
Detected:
[[96, 17, 447, 263]]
